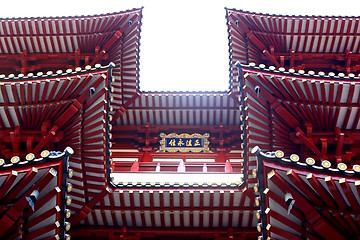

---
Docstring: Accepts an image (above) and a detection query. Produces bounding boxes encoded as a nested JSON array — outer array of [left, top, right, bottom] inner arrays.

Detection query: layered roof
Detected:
[[0, 8, 142, 113], [0, 7, 249, 239], [0, 64, 113, 239], [72, 187, 258, 239], [7, 5, 360, 240], [226, 9, 360, 82], [238, 63, 360, 165], [228, 8, 360, 240], [237, 62, 360, 239]]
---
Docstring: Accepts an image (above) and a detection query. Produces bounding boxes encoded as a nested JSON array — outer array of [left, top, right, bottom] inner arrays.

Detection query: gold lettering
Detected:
[[169, 139, 176, 146]]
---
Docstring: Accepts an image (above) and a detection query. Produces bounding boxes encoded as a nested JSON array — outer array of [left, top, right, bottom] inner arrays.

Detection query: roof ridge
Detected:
[[0, 63, 114, 82], [240, 62, 360, 82], [226, 7, 360, 19], [0, 7, 143, 21]]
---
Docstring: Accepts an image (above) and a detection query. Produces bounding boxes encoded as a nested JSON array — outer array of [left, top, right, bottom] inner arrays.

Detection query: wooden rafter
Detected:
[[339, 178, 360, 211], [266, 169, 345, 240], [70, 187, 111, 226], [0, 168, 58, 237], [229, 20, 281, 67], [89, 30, 122, 66], [112, 92, 140, 122], [2, 167, 38, 203], [306, 173, 337, 208], [286, 169, 323, 206], [324, 176, 348, 210]]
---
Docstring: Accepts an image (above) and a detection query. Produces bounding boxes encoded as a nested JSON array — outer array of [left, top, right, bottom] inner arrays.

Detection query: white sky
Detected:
[[1, 0, 360, 91], [111, 172, 243, 184]]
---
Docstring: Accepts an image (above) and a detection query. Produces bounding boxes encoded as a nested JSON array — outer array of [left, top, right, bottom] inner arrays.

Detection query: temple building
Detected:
[[0, 5, 360, 240]]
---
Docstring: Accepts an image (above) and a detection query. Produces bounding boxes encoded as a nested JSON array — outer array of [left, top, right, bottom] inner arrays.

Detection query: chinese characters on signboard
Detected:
[[166, 138, 203, 148], [159, 133, 210, 153]]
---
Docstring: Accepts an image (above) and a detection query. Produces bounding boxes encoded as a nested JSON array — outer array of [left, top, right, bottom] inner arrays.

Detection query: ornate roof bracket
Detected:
[[262, 49, 281, 67], [90, 30, 122, 66], [346, 50, 352, 74], [229, 18, 283, 67], [291, 124, 358, 164], [33, 99, 83, 154], [0, 50, 109, 75]]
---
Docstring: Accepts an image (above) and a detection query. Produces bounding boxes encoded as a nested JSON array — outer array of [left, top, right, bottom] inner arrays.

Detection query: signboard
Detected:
[[159, 133, 210, 153]]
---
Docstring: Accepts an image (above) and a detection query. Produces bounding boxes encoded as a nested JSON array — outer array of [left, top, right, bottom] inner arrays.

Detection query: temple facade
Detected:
[[0, 6, 359, 240]]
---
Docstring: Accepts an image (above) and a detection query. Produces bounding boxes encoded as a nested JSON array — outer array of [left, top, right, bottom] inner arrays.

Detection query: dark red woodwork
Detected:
[[0, 50, 109, 75], [229, 8, 360, 238], [252, 148, 360, 239], [226, 8, 360, 96], [0, 149, 72, 240], [111, 123, 242, 155], [1, 6, 360, 240]]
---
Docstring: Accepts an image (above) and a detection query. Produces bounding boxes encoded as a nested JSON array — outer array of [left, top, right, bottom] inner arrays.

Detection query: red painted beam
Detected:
[[2, 168, 38, 203], [306, 173, 336, 208], [112, 151, 242, 162], [9, 128, 20, 155], [286, 169, 323, 207], [324, 176, 348, 210], [23, 221, 59, 240], [0, 168, 58, 237], [32, 125, 59, 154], [263, 49, 281, 67], [112, 93, 140, 122], [0, 171, 18, 199], [24, 206, 60, 229], [89, 30, 122, 66], [339, 178, 360, 211], [295, 127, 322, 158], [0, 51, 109, 74], [112, 124, 241, 133], [267, 170, 345, 240], [0, 129, 64, 141], [70, 187, 111, 226]]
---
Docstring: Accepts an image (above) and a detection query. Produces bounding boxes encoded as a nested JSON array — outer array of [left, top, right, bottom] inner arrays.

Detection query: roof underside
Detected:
[[240, 64, 360, 239], [253, 150, 360, 240], [3, 7, 360, 240], [0, 66, 112, 233], [0, 9, 142, 113], [240, 65, 360, 166], [227, 9, 360, 84]]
